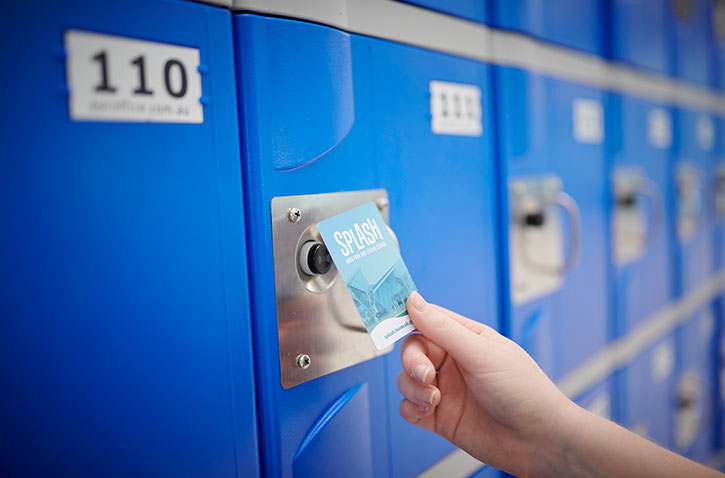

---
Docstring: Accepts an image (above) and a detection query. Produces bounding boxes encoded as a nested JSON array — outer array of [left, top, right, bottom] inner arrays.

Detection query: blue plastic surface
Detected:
[[618, 337, 677, 448], [0, 1, 260, 476], [369, 37, 501, 478], [609, 0, 672, 75], [609, 94, 676, 336], [672, 0, 714, 86], [674, 308, 719, 463], [396, 0, 490, 24], [234, 15, 391, 478], [235, 13, 503, 476], [495, 66, 611, 381], [674, 107, 715, 297], [492, 0, 607, 56]]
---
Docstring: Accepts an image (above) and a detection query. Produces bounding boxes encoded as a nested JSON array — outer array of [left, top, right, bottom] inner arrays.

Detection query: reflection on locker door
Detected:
[[496, 65, 610, 385], [370, 36, 501, 477], [608, 94, 676, 445], [674, 309, 718, 464], [1, 1, 260, 476], [492, 0, 607, 55], [234, 15, 390, 477]]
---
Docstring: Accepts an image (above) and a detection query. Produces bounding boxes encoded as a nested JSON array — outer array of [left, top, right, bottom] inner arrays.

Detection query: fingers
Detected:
[[407, 291, 484, 364], [396, 370, 440, 407], [399, 398, 434, 425], [400, 334, 436, 385], [431, 304, 504, 343]]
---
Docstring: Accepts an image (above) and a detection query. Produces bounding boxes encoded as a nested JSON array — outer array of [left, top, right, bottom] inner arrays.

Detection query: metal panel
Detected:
[[271, 190, 392, 389]]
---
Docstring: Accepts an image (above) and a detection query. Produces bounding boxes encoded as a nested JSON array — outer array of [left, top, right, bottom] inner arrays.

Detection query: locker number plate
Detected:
[[64, 30, 203, 123]]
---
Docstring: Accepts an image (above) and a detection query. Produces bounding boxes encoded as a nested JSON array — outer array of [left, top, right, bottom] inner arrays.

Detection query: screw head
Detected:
[[288, 207, 302, 223], [375, 198, 389, 211], [295, 354, 311, 369]]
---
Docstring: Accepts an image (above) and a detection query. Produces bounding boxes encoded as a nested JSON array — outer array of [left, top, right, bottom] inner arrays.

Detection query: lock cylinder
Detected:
[[299, 241, 333, 276]]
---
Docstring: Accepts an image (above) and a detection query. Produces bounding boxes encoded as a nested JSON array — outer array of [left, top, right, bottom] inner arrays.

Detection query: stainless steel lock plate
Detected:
[[612, 168, 662, 266], [509, 176, 580, 305], [271, 190, 393, 389]]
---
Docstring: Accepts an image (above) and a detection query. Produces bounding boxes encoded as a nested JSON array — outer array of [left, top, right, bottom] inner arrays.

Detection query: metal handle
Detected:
[[638, 177, 663, 249], [519, 190, 581, 276]]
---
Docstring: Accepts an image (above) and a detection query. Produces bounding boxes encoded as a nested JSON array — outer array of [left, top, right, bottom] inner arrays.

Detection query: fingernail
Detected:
[[414, 364, 431, 384], [418, 405, 429, 413], [423, 389, 437, 406], [411, 291, 427, 312]]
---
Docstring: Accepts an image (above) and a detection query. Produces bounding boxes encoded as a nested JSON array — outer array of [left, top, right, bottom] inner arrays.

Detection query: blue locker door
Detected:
[[396, 0, 490, 24], [1, 1, 259, 476], [369, 38, 501, 477], [233, 15, 391, 477], [674, 308, 719, 464], [620, 337, 677, 448], [610, 95, 675, 334], [674, 107, 715, 296], [608, 93, 676, 444], [496, 66, 610, 383], [609, 0, 672, 75], [492, 0, 607, 56], [672, 0, 714, 86]]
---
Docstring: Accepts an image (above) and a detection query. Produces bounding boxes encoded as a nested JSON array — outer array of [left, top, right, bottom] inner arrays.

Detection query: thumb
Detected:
[[407, 291, 483, 365]]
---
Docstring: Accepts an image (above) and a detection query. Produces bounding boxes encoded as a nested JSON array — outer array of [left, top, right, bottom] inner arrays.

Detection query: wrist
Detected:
[[525, 395, 587, 478]]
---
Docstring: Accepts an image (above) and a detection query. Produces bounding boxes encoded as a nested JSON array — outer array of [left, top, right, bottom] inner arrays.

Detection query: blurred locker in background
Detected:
[[491, 0, 614, 419]]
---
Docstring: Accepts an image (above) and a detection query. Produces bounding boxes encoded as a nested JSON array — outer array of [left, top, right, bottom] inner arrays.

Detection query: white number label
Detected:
[[648, 108, 672, 149], [65, 30, 203, 123], [572, 99, 604, 144], [429, 81, 483, 136], [696, 114, 714, 152]]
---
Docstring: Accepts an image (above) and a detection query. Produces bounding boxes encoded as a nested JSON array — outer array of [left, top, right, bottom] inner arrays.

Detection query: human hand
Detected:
[[397, 291, 582, 477]]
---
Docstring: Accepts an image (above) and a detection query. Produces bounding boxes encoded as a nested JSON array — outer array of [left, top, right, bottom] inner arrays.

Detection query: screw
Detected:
[[296, 354, 311, 369], [288, 207, 302, 223], [375, 198, 389, 211]]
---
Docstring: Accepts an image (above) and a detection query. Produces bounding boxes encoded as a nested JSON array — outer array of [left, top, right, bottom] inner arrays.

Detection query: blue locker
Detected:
[[618, 336, 677, 447], [674, 107, 715, 296], [396, 0, 490, 24], [370, 37, 501, 477], [234, 15, 391, 477], [492, 0, 607, 56], [1, 1, 260, 476], [672, 0, 714, 86], [608, 93, 676, 444], [235, 12, 503, 476], [609, 0, 672, 75], [713, 0, 725, 91], [674, 308, 718, 464], [496, 66, 610, 382], [609, 95, 675, 335]]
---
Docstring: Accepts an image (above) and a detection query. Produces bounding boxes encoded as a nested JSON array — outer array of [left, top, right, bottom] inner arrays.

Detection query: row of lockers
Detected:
[[2, 0, 725, 477]]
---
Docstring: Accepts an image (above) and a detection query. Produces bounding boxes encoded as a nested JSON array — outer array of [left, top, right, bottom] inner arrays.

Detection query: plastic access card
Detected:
[[318, 202, 417, 350]]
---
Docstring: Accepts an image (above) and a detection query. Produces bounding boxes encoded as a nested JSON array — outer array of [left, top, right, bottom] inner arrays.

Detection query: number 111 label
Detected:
[[64, 30, 203, 123]]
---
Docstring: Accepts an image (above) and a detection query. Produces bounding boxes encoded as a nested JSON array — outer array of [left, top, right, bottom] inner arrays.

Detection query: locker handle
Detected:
[[520, 191, 581, 276], [638, 177, 663, 249]]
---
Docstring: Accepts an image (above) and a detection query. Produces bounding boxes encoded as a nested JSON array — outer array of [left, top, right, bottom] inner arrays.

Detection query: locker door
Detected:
[[233, 15, 391, 477], [1, 1, 259, 476], [610, 0, 672, 75], [496, 66, 611, 384], [491, 0, 607, 56], [396, 0, 490, 24], [674, 309, 718, 463], [370, 36, 501, 477], [609, 93, 676, 446], [672, 0, 715, 87]]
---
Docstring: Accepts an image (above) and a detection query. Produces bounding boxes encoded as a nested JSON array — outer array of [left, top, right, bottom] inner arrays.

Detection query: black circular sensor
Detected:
[[307, 243, 332, 275]]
